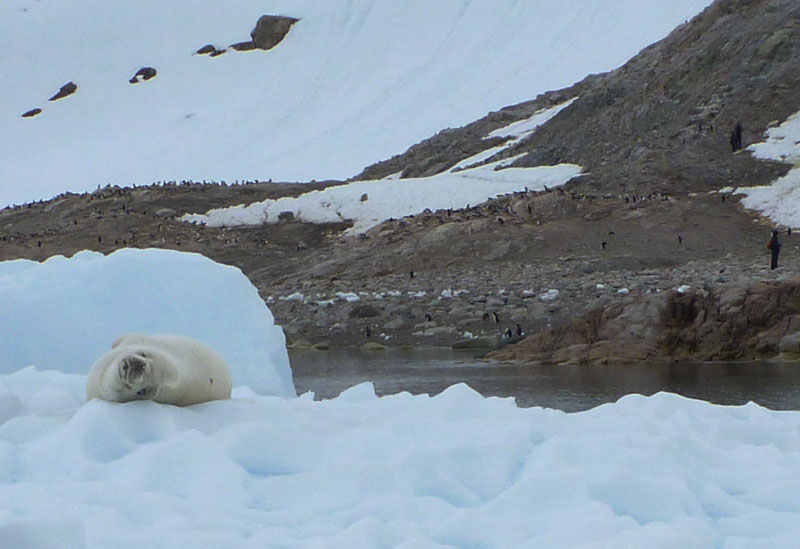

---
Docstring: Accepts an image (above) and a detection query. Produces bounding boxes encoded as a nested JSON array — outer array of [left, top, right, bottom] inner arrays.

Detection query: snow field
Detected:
[[1, 0, 714, 206], [182, 162, 582, 234]]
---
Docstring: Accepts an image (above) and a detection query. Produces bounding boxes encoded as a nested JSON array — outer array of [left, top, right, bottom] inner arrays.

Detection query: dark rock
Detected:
[[48, 81, 77, 101], [230, 41, 257, 52], [129, 67, 157, 84], [209, 49, 227, 57], [278, 211, 295, 222], [21, 108, 42, 118], [250, 15, 299, 50], [196, 44, 216, 55]]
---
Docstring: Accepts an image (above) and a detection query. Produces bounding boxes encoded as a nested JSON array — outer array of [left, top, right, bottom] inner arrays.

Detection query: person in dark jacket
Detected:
[[768, 230, 782, 270], [730, 122, 743, 152]]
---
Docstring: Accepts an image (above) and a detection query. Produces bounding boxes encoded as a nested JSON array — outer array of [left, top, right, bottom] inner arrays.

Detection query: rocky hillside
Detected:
[[357, 0, 800, 195]]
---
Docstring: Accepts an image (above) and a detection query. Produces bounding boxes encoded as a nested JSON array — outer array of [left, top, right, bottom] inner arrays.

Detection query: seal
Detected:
[[86, 334, 233, 406]]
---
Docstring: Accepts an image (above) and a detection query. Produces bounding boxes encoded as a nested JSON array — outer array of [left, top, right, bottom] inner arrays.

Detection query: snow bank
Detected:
[[183, 163, 582, 234], [0, 249, 293, 396], [2, 373, 800, 547], [1, 0, 713, 206], [738, 111, 800, 228]]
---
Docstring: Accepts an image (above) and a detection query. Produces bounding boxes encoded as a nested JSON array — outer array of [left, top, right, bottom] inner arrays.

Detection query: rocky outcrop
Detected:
[[48, 81, 77, 101], [249, 15, 299, 50], [227, 15, 299, 52], [488, 278, 800, 365], [129, 67, 157, 84], [21, 108, 42, 118]]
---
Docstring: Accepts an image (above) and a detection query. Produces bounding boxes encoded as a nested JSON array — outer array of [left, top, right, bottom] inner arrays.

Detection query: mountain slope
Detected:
[[0, 0, 712, 206], [360, 0, 800, 196]]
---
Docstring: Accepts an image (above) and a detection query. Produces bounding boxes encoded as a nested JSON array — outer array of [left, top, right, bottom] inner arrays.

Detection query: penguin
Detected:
[[678, 235, 683, 244], [491, 312, 500, 324], [503, 328, 513, 338], [516, 323, 523, 337], [365, 326, 372, 338], [601, 241, 607, 250], [424, 313, 433, 322], [410, 270, 415, 279]]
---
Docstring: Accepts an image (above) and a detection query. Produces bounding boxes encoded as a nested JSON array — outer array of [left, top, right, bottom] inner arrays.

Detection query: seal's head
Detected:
[[115, 352, 156, 399]]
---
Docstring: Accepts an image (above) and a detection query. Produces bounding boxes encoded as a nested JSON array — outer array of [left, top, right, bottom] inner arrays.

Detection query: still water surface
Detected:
[[290, 348, 800, 412]]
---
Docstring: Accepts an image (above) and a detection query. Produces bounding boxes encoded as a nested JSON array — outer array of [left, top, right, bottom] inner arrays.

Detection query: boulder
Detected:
[[250, 15, 299, 50], [48, 81, 77, 101], [21, 108, 42, 118]]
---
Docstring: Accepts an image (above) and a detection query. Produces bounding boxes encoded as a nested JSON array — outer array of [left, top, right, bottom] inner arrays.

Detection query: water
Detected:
[[290, 348, 800, 412]]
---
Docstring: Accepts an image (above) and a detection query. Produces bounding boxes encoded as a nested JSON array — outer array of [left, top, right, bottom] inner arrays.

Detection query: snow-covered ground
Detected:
[[3, 249, 800, 547], [181, 100, 582, 234], [738, 111, 800, 229], [0, 0, 713, 207]]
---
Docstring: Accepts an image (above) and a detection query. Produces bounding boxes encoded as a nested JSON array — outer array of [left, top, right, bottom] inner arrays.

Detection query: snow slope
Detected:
[[3, 250, 800, 547], [180, 98, 581, 234], [0, 0, 713, 207]]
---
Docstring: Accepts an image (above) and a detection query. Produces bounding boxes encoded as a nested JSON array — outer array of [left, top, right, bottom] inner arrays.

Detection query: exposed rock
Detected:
[[278, 211, 295, 222], [227, 15, 299, 52], [209, 49, 227, 57], [230, 41, 257, 52], [21, 108, 42, 118], [196, 44, 216, 55], [48, 81, 77, 101], [129, 67, 157, 84], [250, 15, 299, 50], [489, 278, 800, 365], [383, 317, 408, 330]]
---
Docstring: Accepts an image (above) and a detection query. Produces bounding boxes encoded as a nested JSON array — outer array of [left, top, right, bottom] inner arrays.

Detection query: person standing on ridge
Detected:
[[768, 230, 782, 270]]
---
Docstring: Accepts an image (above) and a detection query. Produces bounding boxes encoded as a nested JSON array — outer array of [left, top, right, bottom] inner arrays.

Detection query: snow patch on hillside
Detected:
[[737, 111, 800, 229]]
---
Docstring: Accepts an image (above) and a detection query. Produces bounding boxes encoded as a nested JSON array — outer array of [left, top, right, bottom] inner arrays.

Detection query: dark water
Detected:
[[289, 348, 800, 412]]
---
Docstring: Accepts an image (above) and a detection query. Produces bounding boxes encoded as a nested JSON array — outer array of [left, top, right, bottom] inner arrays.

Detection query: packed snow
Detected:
[[1, 0, 714, 207], [738, 111, 800, 229], [3, 250, 800, 547]]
